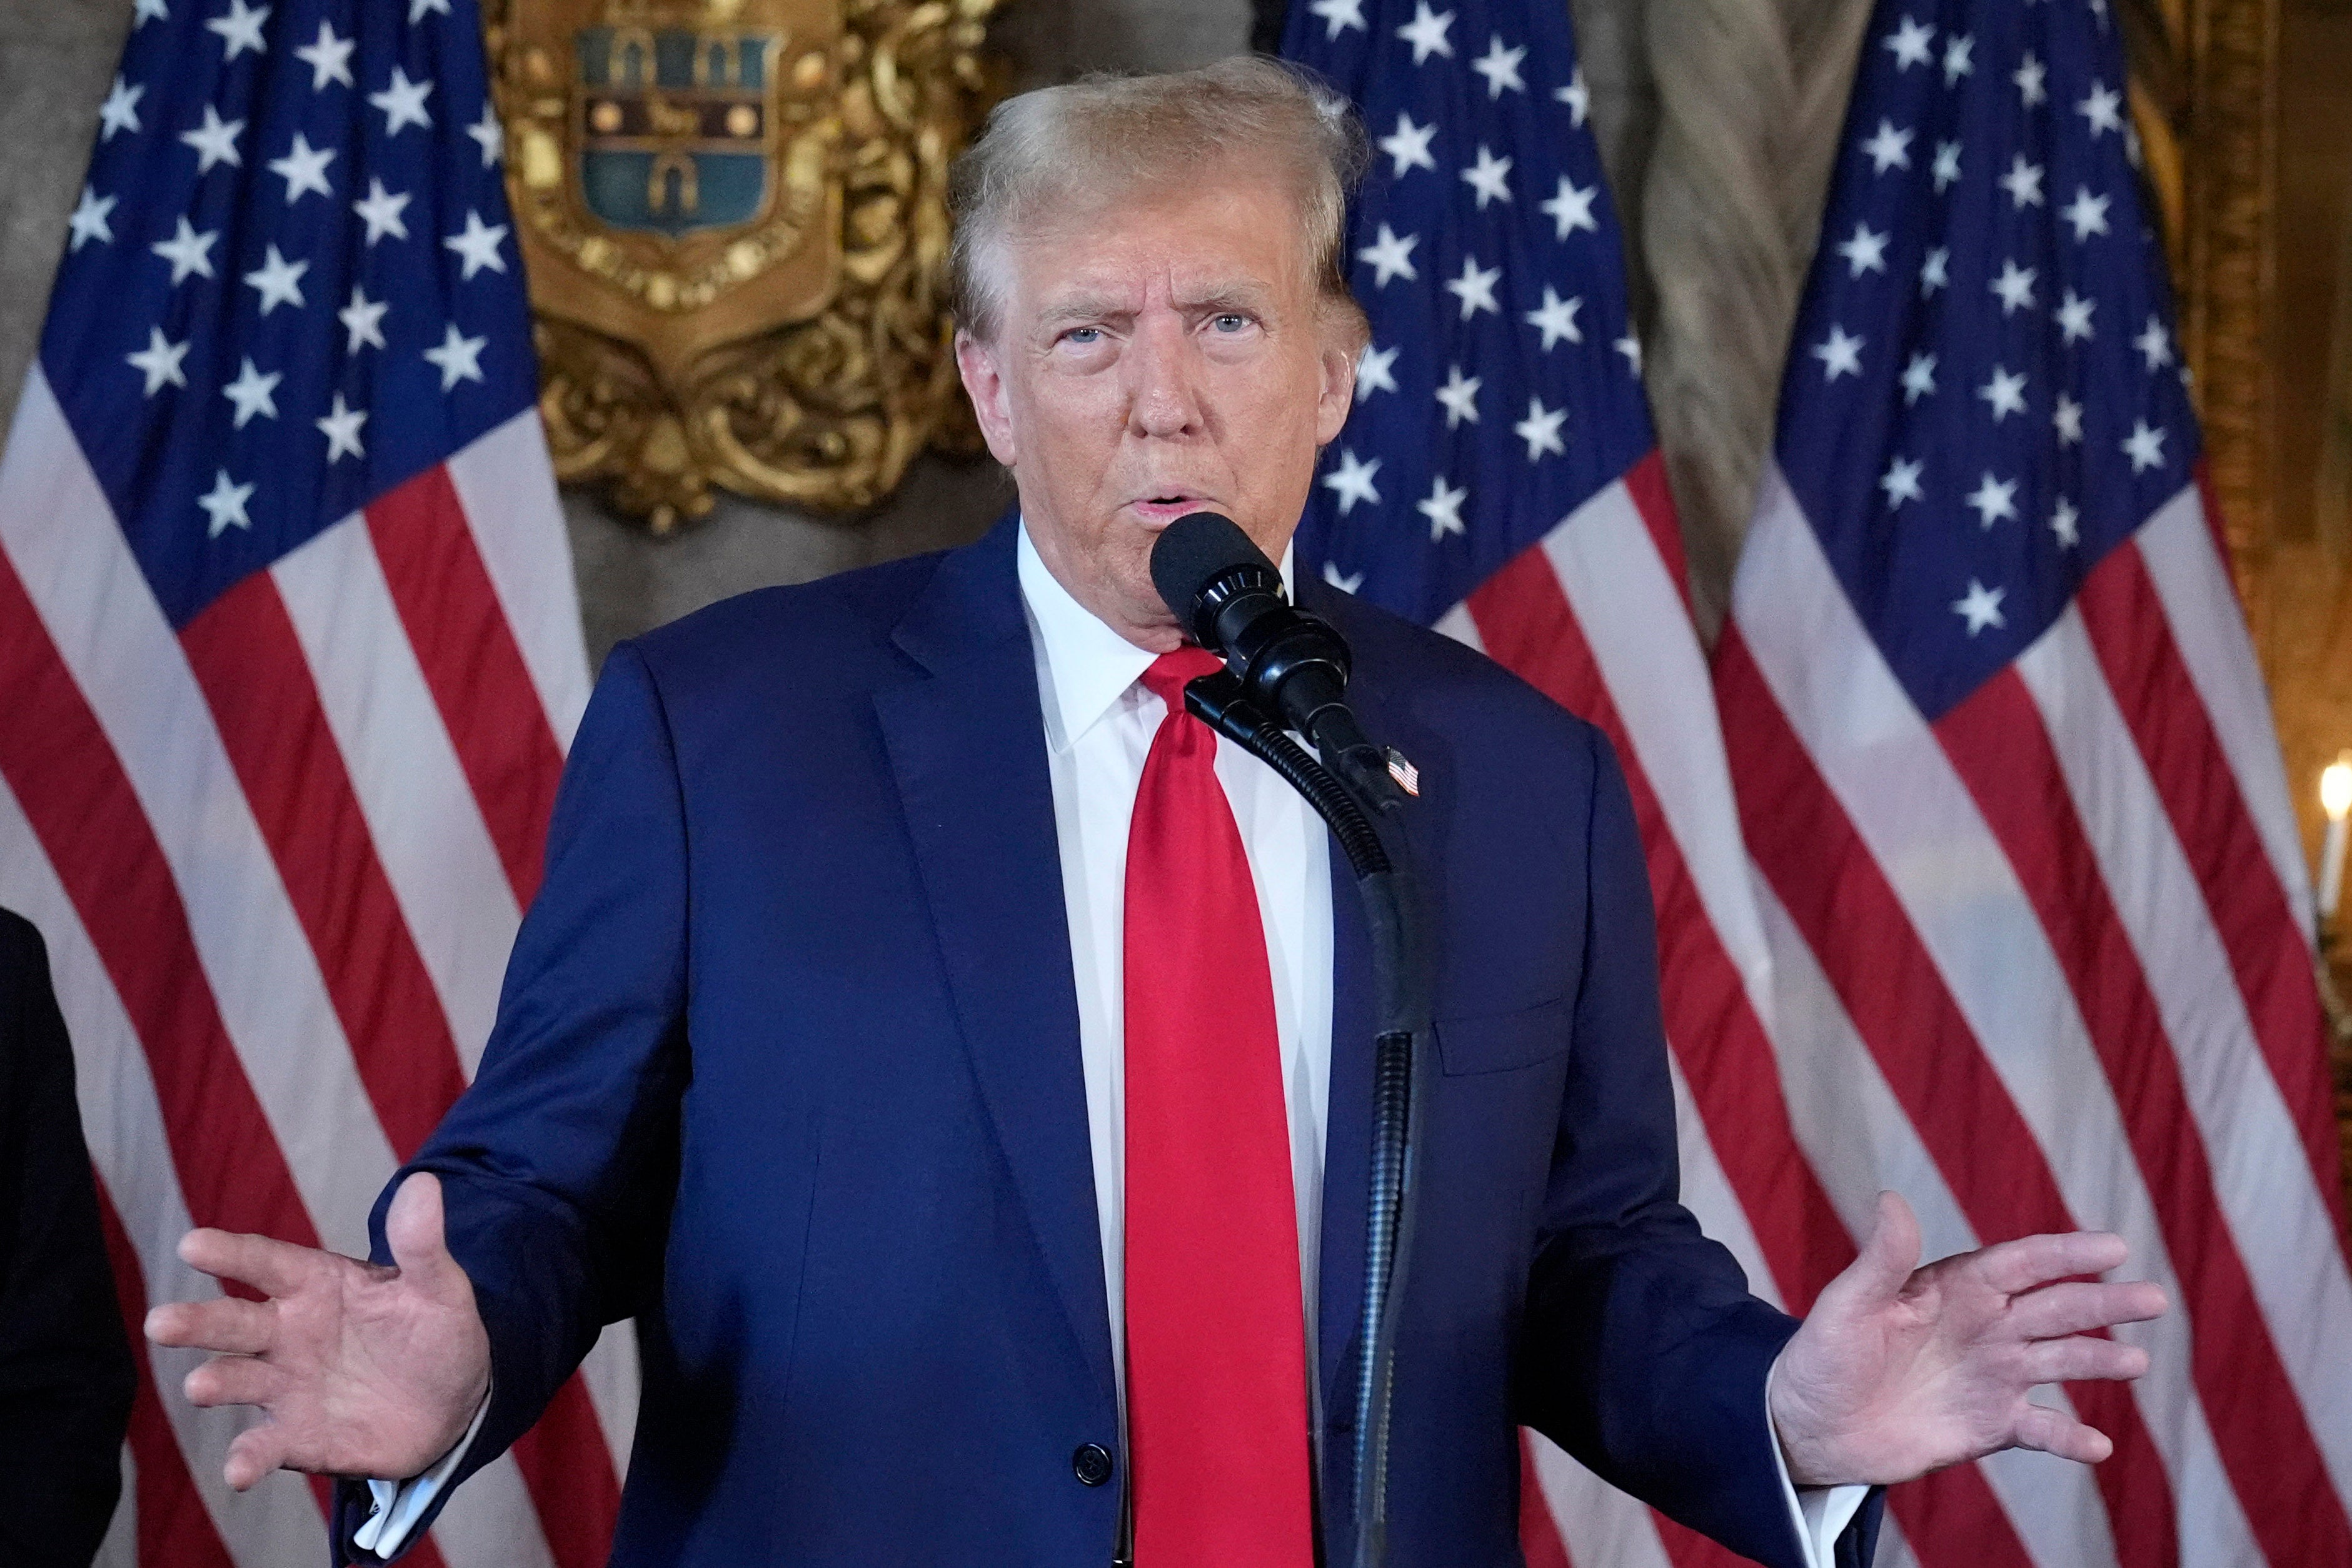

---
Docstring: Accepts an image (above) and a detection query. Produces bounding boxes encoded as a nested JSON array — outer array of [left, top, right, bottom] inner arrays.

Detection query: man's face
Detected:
[[954, 166, 1358, 651]]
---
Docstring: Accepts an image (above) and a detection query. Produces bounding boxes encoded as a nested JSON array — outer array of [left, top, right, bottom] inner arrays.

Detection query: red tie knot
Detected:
[[1140, 646, 1225, 710]]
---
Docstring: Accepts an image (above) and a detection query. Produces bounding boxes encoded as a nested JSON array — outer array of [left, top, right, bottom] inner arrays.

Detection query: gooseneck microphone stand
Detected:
[[1180, 669, 1435, 1568]]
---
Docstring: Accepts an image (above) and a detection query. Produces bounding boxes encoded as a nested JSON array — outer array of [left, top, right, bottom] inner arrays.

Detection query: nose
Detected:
[[1123, 311, 1204, 441]]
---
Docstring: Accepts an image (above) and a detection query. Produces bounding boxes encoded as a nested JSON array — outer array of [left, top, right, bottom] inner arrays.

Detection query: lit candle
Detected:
[[2320, 754, 2352, 920]]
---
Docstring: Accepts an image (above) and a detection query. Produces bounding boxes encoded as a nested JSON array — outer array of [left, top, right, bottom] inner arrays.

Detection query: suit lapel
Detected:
[[874, 519, 1119, 1410]]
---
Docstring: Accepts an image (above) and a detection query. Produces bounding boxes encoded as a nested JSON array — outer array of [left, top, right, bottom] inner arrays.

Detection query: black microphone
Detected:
[[1148, 511, 1402, 809]]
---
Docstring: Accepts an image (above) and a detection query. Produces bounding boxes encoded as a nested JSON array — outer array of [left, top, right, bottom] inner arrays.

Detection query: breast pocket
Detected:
[[1432, 995, 1571, 1076]]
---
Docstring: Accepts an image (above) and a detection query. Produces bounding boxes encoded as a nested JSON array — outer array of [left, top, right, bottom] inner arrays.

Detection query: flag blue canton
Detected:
[[44, 0, 533, 630], [1775, 0, 2198, 720], [1282, 0, 1653, 628]]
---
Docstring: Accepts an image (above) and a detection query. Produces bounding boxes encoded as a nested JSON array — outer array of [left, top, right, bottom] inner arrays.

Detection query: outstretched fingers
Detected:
[[184, 1352, 281, 1410], [223, 1425, 290, 1492], [146, 1294, 275, 1355], [1974, 1229, 2131, 1296], [176, 1227, 327, 1300], [2008, 1279, 2168, 1342], [2019, 1334, 2151, 1385], [2012, 1401, 2116, 1465]]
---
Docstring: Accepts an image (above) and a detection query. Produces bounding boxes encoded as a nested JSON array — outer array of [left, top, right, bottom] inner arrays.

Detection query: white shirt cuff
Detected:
[[1765, 1359, 1869, 1568], [353, 1385, 492, 1561]]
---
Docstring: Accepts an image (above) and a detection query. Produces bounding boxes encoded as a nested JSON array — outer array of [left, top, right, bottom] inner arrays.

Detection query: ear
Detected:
[[1313, 333, 1357, 447], [955, 329, 1020, 468]]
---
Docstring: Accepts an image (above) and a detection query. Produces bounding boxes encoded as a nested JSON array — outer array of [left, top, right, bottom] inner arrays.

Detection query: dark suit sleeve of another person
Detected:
[[0, 909, 136, 1567], [331, 643, 693, 1562], [1509, 733, 1882, 1568]]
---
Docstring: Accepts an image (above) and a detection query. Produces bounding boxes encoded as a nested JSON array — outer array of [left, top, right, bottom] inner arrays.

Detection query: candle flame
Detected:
[[2323, 755, 2352, 822]]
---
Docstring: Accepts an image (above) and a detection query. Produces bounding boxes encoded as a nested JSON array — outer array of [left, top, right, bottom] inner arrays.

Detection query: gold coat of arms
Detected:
[[485, 0, 999, 530]]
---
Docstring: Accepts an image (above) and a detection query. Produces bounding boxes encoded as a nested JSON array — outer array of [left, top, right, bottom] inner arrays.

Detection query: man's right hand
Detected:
[[144, 1172, 491, 1490]]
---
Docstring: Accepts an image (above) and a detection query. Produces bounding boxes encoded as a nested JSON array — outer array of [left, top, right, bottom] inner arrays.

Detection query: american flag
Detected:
[[1718, 0, 2352, 1564], [1279, 3, 1866, 1565], [0, 2, 635, 1565]]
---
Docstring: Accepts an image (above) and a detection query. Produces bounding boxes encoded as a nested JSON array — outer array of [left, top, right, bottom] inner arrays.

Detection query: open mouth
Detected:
[[1130, 493, 1208, 522]]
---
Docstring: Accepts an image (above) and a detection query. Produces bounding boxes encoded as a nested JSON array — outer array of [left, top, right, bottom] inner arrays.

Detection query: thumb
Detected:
[[384, 1172, 465, 1297], [1837, 1190, 1922, 1309]]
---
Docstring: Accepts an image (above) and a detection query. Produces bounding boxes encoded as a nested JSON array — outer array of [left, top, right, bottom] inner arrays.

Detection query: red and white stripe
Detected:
[[0, 366, 631, 1568], [1711, 463, 2352, 1566]]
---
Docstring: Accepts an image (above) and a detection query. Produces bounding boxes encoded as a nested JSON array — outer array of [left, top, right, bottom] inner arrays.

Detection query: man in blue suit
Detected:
[[148, 59, 2164, 1567]]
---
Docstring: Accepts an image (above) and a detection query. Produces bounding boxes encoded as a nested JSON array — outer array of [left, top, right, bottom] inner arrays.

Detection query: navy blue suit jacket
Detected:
[[336, 516, 1881, 1567]]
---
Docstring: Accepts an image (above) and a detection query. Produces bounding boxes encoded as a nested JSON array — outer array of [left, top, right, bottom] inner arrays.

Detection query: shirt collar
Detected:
[[1016, 515, 1293, 752]]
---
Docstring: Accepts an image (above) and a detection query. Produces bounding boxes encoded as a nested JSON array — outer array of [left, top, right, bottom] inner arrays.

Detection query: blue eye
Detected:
[[1065, 326, 1101, 344], [1212, 314, 1249, 333]]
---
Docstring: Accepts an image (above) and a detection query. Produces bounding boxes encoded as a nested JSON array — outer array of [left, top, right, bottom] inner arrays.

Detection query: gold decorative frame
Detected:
[[481, 0, 1003, 532], [2122, 0, 2352, 1227]]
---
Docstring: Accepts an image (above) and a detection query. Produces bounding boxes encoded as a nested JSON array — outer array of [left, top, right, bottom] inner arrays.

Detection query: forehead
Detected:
[[1000, 166, 1313, 311]]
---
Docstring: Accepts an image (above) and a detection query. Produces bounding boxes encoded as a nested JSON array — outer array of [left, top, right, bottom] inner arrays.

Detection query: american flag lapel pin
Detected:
[[1385, 747, 1420, 797]]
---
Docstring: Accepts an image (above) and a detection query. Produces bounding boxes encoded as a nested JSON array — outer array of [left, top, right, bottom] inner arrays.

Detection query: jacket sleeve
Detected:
[[0, 911, 136, 1567], [1509, 728, 1881, 1567], [334, 643, 690, 1562]]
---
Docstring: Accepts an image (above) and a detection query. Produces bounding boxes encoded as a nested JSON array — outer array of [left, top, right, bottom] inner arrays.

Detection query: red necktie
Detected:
[[1123, 648, 1316, 1566]]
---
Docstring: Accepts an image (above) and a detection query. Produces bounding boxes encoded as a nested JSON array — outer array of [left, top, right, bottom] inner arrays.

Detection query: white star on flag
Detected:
[[149, 216, 218, 283], [2054, 391, 2085, 445], [1460, 145, 1513, 208], [1901, 351, 1937, 404], [2078, 80, 2124, 137], [1434, 364, 1480, 428], [1524, 288, 1584, 350], [68, 188, 117, 251], [444, 210, 511, 279], [1812, 324, 1864, 381], [2123, 419, 2168, 473], [2062, 186, 2111, 241], [1395, 2, 1456, 63], [1919, 247, 1950, 294], [424, 323, 489, 391], [2013, 53, 2046, 106], [1836, 222, 1890, 277], [1989, 258, 2038, 314], [268, 133, 337, 204], [1931, 140, 1962, 192], [243, 244, 309, 314], [340, 284, 389, 353], [1952, 578, 2006, 634], [1445, 254, 1502, 319], [2050, 497, 2081, 548], [2058, 290, 2096, 343], [1377, 113, 1437, 178], [1942, 32, 1974, 83], [316, 393, 368, 461], [1614, 333, 1642, 374], [1307, 0, 1367, 36], [1417, 474, 1468, 539], [370, 66, 435, 135], [1883, 14, 1935, 69], [181, 104, 245, 173], [1978, 364, 2029, 421], [1355, 342, 1400, 400], [2135, 315, 2173, 371], [353, 178, 412, 244], [1861, 120, 1912, 174], [410, 0, 453, 20], [1998, 153, 2046, 208], [125, 327, 190, 395], [1555, 67, 1588, 126], [1322, 561, 1364, 594], [1539, 176, 1598, 239], [98, 76, 144, 141], [468, 103, 506, 167], [1357, 224, 1420, 287], [133, 0, 167, 24], [1964, 472, 2019, 527], [1469, 35, 1527, 98], [295, 21, 355, 89], [1513, 396, 1567, 460], [206, 0, 269, 60], [1879, 455, 1925, 508], [197, 469, 255, 536], [1322, 447, 1382, 513], [220, 357, 282, 428]]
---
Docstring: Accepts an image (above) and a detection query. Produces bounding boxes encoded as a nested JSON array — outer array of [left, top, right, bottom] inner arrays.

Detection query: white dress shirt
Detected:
[[368, 519, 1859, 1564]]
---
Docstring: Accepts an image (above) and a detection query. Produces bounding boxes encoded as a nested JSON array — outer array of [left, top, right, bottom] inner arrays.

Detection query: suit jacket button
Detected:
[[1072, 1442, 1115, 1487]]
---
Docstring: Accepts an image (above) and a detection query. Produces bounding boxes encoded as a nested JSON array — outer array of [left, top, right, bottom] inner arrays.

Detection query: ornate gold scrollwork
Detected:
[[484, 0, 1001, 532]]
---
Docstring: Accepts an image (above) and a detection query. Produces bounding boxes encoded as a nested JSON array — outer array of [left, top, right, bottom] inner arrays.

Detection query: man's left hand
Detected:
[[1769, 1190, 2169, 1487]]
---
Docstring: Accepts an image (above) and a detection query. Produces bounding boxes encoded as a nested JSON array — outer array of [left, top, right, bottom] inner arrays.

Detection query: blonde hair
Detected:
[[947, 56, 1370, 344]]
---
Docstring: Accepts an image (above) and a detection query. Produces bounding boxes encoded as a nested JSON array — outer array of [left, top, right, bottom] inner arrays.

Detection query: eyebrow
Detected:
[[1033, 280, 1278, 331]]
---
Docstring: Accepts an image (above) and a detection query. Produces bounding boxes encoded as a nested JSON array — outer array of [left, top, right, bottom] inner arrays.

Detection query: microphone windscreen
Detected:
[[1148, 511, 1274, 625]]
